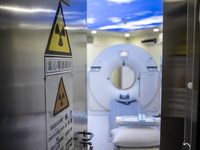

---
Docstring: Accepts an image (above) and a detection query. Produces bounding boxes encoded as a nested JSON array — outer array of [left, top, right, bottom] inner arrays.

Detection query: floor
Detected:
[[88, 114, 113, 150]]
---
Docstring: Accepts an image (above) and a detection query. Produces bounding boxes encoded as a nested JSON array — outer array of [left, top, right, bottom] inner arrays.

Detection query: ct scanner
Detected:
[[88, 44, 161, 116], [88, 44, 161, 150]]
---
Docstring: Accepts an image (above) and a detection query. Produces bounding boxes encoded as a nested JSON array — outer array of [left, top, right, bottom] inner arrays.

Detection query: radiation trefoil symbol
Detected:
[[53, 77, 69, 116], [55, 23, 65, 47]]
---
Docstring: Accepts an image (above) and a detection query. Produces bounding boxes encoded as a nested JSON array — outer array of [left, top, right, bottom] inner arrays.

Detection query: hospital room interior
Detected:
[[87, 0, 161, 150], [87, 33, 162, 150], [0, 0, 200, 150], [87, 19, 162, 150]]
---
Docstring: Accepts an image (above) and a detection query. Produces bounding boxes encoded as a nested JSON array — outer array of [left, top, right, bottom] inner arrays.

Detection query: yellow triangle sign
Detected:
[[53, 77, 69, 116], [45, 3, 72, 56]]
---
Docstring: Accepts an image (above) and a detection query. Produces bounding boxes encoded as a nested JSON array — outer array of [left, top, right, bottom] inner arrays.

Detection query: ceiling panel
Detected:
[[87, 0, 163, 32]]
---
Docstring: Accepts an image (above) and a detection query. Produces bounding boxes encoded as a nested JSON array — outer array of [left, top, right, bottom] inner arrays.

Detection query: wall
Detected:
[[0, 1, 87, 150], [128, 32, 163, 68], [87, 32, 127, 67], [87, 31, 162, 69]]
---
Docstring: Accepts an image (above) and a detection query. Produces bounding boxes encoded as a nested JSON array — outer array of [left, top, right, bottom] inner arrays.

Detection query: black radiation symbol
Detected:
[[55, 23, 66, 47], [58, 92, 65, 107]]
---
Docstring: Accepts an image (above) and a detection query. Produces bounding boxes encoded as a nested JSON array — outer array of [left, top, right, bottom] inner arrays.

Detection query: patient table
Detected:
[[110, 98, 160, 150]]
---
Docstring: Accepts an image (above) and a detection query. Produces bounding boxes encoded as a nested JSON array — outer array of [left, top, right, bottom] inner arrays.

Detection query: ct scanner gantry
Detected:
[[88, 44, 161, 116]]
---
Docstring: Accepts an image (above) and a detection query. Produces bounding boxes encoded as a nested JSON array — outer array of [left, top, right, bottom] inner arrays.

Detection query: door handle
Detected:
[[75, 131, 94, 147], [79, 131, 94, 142], [187, 82, 193, 89], [182, 142, 191, 150]]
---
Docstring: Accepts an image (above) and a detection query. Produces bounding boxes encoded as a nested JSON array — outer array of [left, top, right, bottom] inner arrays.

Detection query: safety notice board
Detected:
[[45, 75, 74, 150]]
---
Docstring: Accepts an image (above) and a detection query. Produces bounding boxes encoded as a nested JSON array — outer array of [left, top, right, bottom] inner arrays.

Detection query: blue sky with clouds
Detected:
[[87, 0, 163, 32]]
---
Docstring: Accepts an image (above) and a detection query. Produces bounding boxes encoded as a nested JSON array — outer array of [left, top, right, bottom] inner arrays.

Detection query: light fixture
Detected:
[[91, 30, 97, 34], [153, 28, 159, 32], [120, 51, 129, 57], [120, 51, 129, 60], [124, 33, 130, 38]]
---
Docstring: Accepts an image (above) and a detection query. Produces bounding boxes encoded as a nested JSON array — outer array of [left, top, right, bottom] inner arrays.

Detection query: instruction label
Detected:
[[46, 75, 74, 150], [45, 57, 73, 77]]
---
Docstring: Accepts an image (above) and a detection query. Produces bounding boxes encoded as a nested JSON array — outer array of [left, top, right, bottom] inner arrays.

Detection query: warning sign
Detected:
[[46, 75, 74, 150], [44, 2, 73, 76], [45, 2, 74, 150], [45, 2, 72, 56], [53, 77, 69, 116]]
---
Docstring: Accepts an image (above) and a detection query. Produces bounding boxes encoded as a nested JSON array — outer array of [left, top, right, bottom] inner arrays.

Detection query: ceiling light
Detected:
[[153, 28, 159, 32], [120, 51, 129, 57], [91, 30, 97, 34], [124, 33, 130, 38]]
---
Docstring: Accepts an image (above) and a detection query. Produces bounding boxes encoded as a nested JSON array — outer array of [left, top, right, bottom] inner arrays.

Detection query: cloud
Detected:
[[124, 11, 152, 20], [98, 24, 142, 31], [107, 0, 135, 4], [129, 15, 163, 26], [88, 1, 102, 7], [134, 11, 152, 16], [108, 17, 121, 23], [98, 15, 163, 31], [93, 2, 102, 7], [87, 18, 96, 24]]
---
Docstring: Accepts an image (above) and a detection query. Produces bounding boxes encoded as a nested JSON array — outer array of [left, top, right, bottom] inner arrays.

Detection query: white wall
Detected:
[[127, 33, 162, 68], [87, 31, 162, 69], [87, 33, 127, 68]]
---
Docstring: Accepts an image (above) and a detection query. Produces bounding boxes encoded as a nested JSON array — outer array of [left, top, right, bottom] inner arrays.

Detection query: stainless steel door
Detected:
[[0, 1, 50, 149], [184, 0, 199, 149], [162, 0, 200, 150], [161, 0, 187, 149], [0, 0, 87, 150]]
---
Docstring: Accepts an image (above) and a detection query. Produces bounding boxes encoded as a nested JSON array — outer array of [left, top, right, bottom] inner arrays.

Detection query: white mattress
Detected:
[[111, 126, 160, 148]]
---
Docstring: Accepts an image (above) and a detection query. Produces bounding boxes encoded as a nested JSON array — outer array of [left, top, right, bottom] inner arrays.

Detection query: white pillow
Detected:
[[111, 126, 160, 147]]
